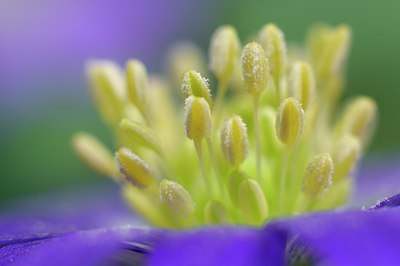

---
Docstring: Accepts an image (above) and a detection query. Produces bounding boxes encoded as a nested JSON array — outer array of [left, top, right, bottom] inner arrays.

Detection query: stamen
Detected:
[[184, 96, 213, 194], [181, 70, 213, 109], [86, 61, 125, 126], [338, 96, 377, 142], [258, 23, 287, 89], [332, 135, 361, 182], [209, 25, 240, 121], [238, 178, 268, 225], [115, 147, 156, 188], [221, 115, 249, 168], [275, 97, 305, 145], [184, 96, 213, 142], [241, 42, 269, 97], [288, 61, 316, 110], [73, 132, 119, 179], [311, 25, 351, 80], [159, 179, 195, 216], [209, 25, 240, 86], [120, 118, 161, 153], [241, 42, 269, 179], [302, 153, 334, 198], [126, 59, 149, 117]]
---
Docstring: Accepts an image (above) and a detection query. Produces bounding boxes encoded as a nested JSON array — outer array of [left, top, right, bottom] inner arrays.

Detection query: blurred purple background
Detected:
[[0, 0, 217, 203], [0, 0, 214, 110], [1, 0, 399, 205]]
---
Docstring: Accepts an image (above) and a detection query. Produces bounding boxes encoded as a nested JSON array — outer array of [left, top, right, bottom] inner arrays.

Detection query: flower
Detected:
[[3, 23, 399, 265], [149, 194, 400, 266], [74, 23, 377, 228], [1, 174, 400, 265]]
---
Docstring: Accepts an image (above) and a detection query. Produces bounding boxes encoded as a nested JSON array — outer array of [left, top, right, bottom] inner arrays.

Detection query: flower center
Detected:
[[73, 23, 377, 228]]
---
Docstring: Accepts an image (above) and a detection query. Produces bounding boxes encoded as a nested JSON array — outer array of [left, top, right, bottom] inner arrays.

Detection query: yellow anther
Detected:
[[315, 25, 351, 79], [160, 179, 195, 216], [181, 70, 213, 109], [205, 200, 232, 224], [115, 147, 156, 188], [221, 115, 249, 167], [302, 153, 334, 197], [209, 25, 240, 84], [258, 23, 287, 86], [289, 61, 316, 110], [306, 24, 333, 67], [241, 42, 269, 97], [329, 25, 351, 75], [184, 96, 213, 141], [275, 97, 305, 145], [120, 118, 161, 153], [167, 42, 206, 87], [339, 96, 377, 141], [126, 59, 149, 113], [332, 135, 361, 182], [238, 178, 268, 224], [72, 132, 118, 178], [86, 61, 125, 125]]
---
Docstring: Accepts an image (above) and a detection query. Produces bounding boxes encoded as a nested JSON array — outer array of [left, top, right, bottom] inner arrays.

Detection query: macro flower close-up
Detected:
[[1, 1, 400, 265]]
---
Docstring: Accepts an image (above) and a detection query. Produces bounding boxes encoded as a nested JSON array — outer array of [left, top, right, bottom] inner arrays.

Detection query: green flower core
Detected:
[[73, 23, 377, 228]]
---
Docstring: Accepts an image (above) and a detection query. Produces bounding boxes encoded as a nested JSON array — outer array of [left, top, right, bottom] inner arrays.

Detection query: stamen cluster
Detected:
[[73, 23, 377, 228]]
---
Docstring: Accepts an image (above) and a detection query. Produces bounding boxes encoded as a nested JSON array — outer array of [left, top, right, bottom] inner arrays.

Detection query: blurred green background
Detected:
[[1, 0, 399, 204]]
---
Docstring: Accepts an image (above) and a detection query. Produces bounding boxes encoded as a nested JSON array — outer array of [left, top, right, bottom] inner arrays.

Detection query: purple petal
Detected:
[[368, 193, 400, 210], [0, 184, 141, 246], [148, 205, 400, 266], [0, 226, 160, 266], [278, 207, 400, 265], [148, 227, 286, 266], [0, 184, 164, 265]]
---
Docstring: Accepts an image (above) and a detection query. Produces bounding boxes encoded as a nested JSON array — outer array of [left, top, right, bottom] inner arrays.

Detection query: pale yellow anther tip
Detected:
[[181, 70, 213, 109], [331, 25, 351, 74], [86, 61, 125, 125], [119, 118, 161, 152], [126, 59, 149, 110], [209, 25, 240, 83], [86, 60, 124, 99], [115, 147, 156, 188], [332, 135, 361, 182], [302, 153, 334, 197], [160, 179, 195, 216], [258, 23, 287, 84], [241, 42, 269, 97], [289, 61, 316, 110], [275, 97, 305, 145], [184, 96, 213, 141], [72, 132, 118, 178], [341, 96, 377, 141], [313, 24, 352, 78], [221, 115, 249, 167]]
